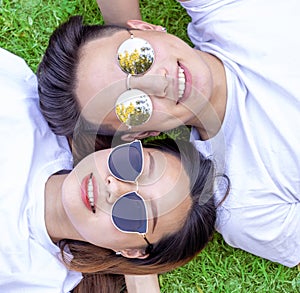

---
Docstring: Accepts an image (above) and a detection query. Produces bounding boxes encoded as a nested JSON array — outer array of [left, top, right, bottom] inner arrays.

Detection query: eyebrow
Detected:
[[148, 152, 158, 233]]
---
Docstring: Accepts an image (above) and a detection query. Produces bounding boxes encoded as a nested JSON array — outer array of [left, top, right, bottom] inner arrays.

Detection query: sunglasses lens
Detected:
[[108, 140, 143, 182], [112, 192, 147, 234], [115, 89, 153, 127], [117, 37, 155, 75]]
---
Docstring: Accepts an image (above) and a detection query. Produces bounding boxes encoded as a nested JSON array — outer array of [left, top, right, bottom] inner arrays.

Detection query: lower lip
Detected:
[[80, 174, 98, 212]]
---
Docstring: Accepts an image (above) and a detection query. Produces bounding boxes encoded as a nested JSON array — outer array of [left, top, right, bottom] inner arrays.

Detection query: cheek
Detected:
[[79, 215, 108, 242], [157, 174, 190, 215], [73, 210, 116, 247], [141, 110, 182, 133]]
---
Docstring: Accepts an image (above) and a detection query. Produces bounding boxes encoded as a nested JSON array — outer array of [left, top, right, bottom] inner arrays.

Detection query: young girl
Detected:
[[0, 48, 224, 292]]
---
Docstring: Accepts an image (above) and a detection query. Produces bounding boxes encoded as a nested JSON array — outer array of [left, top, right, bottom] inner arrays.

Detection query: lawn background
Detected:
[[0, 0, 299, 292]]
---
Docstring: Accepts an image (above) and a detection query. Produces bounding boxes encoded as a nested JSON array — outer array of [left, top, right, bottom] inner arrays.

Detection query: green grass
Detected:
[[159, 233, 299, 293], [1, 0, 299, 292]]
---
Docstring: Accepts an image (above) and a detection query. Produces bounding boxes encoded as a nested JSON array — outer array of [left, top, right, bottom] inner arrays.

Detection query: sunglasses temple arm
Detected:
[[141, 234, 149, 245], [142, 234, 153, 254]]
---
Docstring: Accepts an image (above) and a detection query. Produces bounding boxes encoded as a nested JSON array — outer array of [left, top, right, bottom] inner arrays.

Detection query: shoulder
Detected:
[[0, 48, 34, 79], [0, 48, 37, 104]]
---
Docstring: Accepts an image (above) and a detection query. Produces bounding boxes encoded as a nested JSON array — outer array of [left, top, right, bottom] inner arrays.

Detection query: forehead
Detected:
[[77, 30, 129, 96], [142, 149, 191, 216], [145, 150, 192, 239], [76, 30, 130, 128]]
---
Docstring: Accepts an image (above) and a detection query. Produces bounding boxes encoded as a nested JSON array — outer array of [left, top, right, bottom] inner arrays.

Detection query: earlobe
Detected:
[[121, 131, 161, 142], [118, 248, 149, 259], [127, 19, 164, 32]]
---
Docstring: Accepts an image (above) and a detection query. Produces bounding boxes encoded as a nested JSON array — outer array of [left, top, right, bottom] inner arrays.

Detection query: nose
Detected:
[[105, 175, 137, 204], [130, 69, 169, 97]]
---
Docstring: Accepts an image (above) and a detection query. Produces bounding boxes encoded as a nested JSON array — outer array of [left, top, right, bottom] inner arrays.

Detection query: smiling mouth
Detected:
[[87, 173, 96, 213], [177, 65, 186, 103], [81, 173, 96, 213]]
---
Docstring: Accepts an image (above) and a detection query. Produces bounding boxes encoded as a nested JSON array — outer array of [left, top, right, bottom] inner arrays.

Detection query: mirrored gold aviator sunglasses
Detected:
[[115, 31, 155, 128]]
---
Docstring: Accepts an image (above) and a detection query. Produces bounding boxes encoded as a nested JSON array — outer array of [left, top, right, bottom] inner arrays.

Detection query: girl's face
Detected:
[[62, 143, 191, 253], [76, 27, 213, 134]]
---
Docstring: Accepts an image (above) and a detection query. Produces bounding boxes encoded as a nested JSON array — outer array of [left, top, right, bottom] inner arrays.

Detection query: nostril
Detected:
[[106, 176, 117, 193], [106, 176, 112, 185], [163, 84, 168, 96]]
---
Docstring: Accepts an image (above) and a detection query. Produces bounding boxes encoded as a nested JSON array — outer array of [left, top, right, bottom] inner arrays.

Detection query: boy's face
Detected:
[[76, 28, 213, 138]]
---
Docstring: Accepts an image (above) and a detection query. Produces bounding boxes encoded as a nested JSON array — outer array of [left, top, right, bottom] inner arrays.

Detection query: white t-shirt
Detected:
[[180, 0, 300, 267], [0, 48, 82, 292]]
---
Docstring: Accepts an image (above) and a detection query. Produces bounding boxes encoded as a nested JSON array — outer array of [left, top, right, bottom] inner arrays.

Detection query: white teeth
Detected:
[[87, 176, 94, 206], [178, 67, 186, 100]]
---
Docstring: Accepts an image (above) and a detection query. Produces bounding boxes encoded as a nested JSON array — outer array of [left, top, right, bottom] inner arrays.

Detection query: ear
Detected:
[[127, 19, 164, 32], [118, 248, 149, 259], [120, 131, 161, 142]]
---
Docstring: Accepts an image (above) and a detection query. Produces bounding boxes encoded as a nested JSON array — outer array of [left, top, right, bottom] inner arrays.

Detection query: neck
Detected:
[[191, 51, 227, 140], [44, 174, 83, 243]]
